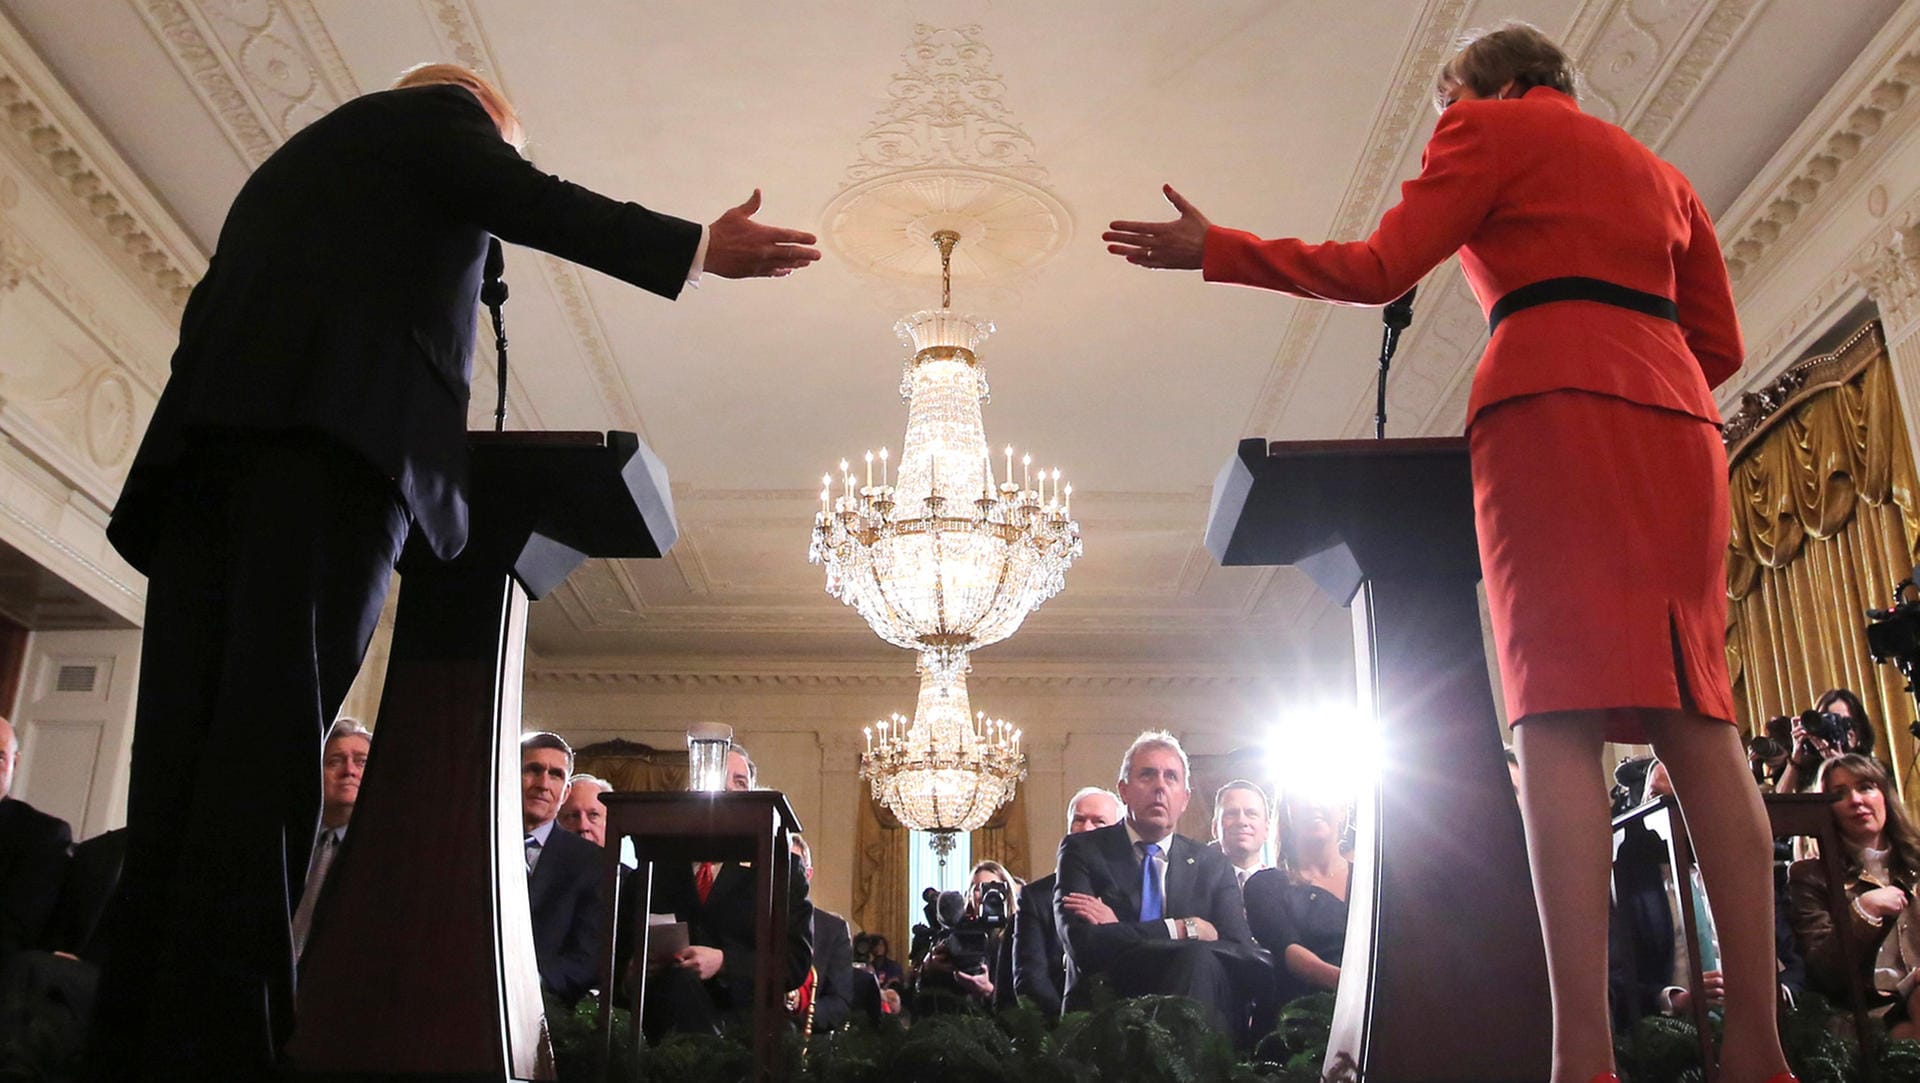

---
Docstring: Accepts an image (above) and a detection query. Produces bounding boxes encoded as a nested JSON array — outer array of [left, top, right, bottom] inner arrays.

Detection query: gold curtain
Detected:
[[970, 787, 1031, 882], [851, 792, 909, 948], [1726, 323, 1920, 799], [572, 739, 689, 793]]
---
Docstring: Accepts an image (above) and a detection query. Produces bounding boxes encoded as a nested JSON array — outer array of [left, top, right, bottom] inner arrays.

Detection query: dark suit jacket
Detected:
[[1053, 822, 1252, 1007], [1014, 872, 1065, 1016], [812, 908, 854, 1032], [0, 797, 72, 963], [108, 82, 701, 571], [528, 824, 607, 1004], [650, 855, 814, 1009]]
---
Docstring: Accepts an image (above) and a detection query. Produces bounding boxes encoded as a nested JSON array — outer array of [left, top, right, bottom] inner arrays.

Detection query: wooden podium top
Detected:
[[600, 790, 803, 865]]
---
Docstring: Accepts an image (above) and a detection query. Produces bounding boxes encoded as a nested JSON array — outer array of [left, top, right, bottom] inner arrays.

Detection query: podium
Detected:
[[1208, 437, 1550, 1082], [288, 431, 678, 1082], [595, 791, 803, 1082]]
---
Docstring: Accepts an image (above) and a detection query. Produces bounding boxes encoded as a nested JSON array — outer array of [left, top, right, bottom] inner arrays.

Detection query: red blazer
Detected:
[[1202, 87, 1741, 426]]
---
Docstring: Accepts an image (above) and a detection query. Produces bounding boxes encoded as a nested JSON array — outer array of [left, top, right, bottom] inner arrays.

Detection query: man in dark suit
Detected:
[[521, 732, 605, 1003], [1055, 731, 1262, 1029], [91, 62, 818, 1080], [1015, 786, 1121, 1017], [0, 716, 72, 969], [642, 745, 813, 1037], [789, 834, 854, 1033]]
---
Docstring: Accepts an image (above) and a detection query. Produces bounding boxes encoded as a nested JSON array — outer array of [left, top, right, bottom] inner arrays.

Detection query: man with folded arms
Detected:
[[1015, 785, 1120, 1017]]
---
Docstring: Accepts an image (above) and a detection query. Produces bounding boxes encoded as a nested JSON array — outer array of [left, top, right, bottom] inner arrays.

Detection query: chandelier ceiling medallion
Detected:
[[812, 26, 1078, 842]]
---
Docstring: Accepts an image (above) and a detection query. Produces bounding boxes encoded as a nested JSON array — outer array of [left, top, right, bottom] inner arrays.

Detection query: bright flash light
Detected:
[[1265, 703, 1382, 809]]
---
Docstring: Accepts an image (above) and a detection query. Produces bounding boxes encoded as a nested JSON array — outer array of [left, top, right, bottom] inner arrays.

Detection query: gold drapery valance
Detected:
[[1725, 321, 1920, 788], [851, 792, 909, 949], [970, 787, 1030, 883], [572, 739, 689, 793]]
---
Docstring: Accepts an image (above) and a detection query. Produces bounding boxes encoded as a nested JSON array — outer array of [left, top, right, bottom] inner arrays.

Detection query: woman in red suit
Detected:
[[1105, 23, 1789, 1083]]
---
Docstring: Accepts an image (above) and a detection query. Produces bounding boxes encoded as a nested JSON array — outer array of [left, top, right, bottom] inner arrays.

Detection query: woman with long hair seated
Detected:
[[1244, 793, 1352, 1004], [1786, 754, 1920, 1020]]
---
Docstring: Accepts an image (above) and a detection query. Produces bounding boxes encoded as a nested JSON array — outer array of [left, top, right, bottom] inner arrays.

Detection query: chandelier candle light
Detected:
[[811, 229, 1074, 839]]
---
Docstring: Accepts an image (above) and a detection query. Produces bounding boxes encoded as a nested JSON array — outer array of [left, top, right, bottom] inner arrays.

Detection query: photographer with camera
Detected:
[[1777, 689, 1877, 794], [914, 860, 1022, 1012]]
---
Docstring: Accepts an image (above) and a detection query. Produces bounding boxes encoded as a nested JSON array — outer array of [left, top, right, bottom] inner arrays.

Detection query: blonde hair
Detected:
[[393, 62, 523, 150], [1434, 21, 1577, 113]]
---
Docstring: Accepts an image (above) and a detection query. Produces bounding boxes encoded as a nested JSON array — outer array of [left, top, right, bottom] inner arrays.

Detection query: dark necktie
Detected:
[[1140, 842, 1163, 922], [524, 833, 541, 875]]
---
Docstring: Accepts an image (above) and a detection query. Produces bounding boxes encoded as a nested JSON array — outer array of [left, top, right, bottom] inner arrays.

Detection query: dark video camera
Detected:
[[916, 881, 1011, 976], [1867, 572, 1920, 726]]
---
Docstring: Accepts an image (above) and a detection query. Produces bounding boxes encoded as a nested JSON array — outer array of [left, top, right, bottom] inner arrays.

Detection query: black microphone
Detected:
[[482, 237, 509, 431], [481, 237, 508, 306], [1375, 285, 1417, 440], [1383, 286, 1416, 329], [935, 889, 968, 928]]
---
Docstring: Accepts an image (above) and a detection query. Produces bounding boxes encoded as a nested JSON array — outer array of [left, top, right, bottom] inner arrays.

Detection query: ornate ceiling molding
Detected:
[[0, 12, 205, 313], [420, 0, 498, 77], [526, 663, 1266, 693], [0, 210, 161, 394], [135, 0, 357, 167], [1719, 11, 1920, 286]]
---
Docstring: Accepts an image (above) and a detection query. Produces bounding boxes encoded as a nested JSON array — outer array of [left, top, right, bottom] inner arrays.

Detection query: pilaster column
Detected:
[[1022, 739, 1066, 875], [815, 730, 867, 918], [1854, 218, 1920, 469]]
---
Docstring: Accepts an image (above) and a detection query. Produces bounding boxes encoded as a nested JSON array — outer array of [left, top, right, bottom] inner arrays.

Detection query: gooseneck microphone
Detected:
[[1375, 285, 1417, 440], [482, 237, 509, 432]]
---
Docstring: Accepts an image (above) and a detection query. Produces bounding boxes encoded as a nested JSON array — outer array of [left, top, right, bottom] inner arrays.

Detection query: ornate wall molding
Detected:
[[1719, 14, 1920, 285], [526, 665, 1266, 693], [0, 13, 205, 313], [420, 0, 497, 77], [0, 216, 159, 395]]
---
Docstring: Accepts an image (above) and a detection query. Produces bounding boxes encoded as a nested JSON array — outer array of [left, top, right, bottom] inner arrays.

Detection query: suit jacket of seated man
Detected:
[[1054, 820, 1256, 1012], [1014, 872, 1066, 1017], [647, 854, 813, 1023], [528, 820, 607, 1004], [810, 908, 855, 1033], [0, 796, 72, 966]]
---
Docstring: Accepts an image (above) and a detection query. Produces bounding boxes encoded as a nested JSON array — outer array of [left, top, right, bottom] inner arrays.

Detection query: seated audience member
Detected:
[[1244, 790, 1350, 1004], [0, 715, 72, 969], [866, 934, 904, 990], [1787, 753, 1919, 1013], [918, 859, 1021, 1011], [559, 773, 612, 847], [1056, 730, 1262, 1029], [642, 742, 813, 1038], [292, 718, 370, 958], [788, 834, 854, 1033], [521, 731, 606, 1004], [1016, 786, 1121, 1018], [1211, 780, 1272, 889], [1609, 760, 1806, 1029]]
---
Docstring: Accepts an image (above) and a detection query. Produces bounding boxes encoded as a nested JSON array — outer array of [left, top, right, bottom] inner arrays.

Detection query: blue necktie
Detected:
[[1140, 842, 1163, 922]]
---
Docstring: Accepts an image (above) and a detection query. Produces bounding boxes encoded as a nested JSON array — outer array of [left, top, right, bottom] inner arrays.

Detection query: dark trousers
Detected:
[[88, 433, 407, 1082], [1104, 940, 1245, 1032]]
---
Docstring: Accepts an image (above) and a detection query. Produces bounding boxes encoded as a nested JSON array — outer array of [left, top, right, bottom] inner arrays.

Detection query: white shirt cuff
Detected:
[[686, 225, 708, 290], [1165, 918, 1182, 938]]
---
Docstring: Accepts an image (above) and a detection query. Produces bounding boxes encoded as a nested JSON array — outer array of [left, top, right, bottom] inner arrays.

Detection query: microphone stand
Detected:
[[481, 237, 509, 433], [1374, 287, 1416, 440]]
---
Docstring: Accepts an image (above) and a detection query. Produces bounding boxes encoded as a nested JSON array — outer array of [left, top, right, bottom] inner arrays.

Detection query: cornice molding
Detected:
[[1719, 8, 1920, 287], [0, 212, 163, 394], [526, 664, 1267, 693], [0, 9, 205, 313]]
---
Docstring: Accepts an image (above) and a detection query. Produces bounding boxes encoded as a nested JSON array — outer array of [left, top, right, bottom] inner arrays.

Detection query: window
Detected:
[[906, 830, 972, 922]]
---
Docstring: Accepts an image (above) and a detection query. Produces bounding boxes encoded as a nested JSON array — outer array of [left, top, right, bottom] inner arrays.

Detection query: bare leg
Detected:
[[1642, 709, 1790, 1082], [1514, 712, 1615, 1083]]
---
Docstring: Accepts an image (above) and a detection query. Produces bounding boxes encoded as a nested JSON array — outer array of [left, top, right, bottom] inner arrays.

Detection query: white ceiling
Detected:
[[0, 0, 1899, 689]]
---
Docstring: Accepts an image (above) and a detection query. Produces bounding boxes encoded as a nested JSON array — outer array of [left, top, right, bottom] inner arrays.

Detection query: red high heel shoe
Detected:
[[1586, 1075, 1621, 1083]]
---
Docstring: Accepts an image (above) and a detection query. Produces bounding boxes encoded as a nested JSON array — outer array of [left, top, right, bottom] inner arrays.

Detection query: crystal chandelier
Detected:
[[809, 231, 1082, 673], [860, 651, 1025, 849]]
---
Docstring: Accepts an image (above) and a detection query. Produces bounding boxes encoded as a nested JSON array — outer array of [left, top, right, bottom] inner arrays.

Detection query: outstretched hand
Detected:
[[1103, 185, 1211, 270], [704, 189, 821, 279]]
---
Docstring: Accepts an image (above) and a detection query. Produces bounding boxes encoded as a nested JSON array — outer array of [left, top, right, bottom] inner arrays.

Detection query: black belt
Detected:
[[1487, 276, 1679, 335]]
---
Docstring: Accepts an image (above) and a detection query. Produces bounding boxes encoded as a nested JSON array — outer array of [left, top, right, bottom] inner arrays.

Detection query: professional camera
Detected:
[[1797, 708, 1850, 749], [907, 886, 941, 967], [916, 881, 1011, 976], [1867, 572, 1920, 722]]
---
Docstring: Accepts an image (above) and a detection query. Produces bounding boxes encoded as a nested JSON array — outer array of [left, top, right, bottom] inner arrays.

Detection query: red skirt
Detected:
[[1469, 390, 1736, 742]]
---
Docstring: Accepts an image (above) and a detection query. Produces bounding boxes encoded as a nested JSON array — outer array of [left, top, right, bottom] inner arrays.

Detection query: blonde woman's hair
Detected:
[[1434, 21, 1578, 113]]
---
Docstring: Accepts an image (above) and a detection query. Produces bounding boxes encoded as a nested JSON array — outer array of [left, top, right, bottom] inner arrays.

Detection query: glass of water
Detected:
[[686, 722, 734, 792]]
